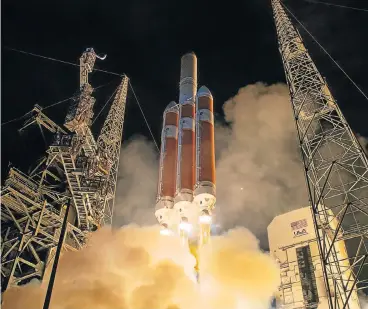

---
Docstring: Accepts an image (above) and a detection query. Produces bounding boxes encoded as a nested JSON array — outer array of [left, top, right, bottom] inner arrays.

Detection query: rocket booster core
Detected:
[[156, 102, 180, 229], [194, 86, 216, 214], [179, 52, 197, 104], [156, 52, 216, 282], [175, 53, 197, 222]]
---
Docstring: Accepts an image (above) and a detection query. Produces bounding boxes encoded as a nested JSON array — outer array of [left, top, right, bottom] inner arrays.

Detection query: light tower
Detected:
[[271, 0, 368, 308]]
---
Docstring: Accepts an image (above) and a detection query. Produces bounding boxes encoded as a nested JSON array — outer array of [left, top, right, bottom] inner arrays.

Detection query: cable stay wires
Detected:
[[92, 84, 119, 125], [3, 46, 123, 77], [281, 1, 368, 102], [128, 80, 160, 153], [1, 81, 115, 126], [3, 46, 160, 152], [302, 0, 368, 13]]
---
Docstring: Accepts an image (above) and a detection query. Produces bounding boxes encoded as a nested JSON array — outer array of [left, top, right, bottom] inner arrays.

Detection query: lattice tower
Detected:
[[271, 0, 368, 308], [1, 49, 128, 292], [96, 75, 129, 226]]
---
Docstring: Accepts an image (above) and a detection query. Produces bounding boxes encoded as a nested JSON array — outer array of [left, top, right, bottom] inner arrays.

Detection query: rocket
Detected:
[[155, 52, 216, 277]]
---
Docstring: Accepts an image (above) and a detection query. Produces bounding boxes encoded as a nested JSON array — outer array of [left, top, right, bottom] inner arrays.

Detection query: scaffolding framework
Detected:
[[272, 0, 368, 308], [1, 49, 128, 291]]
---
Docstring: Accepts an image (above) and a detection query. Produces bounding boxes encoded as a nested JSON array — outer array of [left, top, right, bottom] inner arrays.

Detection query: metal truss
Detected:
[[272, 0, 368, 308], [1, 50, 129, 291], [19, 105, 67, 134], [96, 75, 129, 226], [1, 168, 86, 290]]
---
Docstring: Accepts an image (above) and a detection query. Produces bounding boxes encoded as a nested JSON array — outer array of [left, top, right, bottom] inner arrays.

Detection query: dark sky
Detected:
[[2, 0, 368, 177]]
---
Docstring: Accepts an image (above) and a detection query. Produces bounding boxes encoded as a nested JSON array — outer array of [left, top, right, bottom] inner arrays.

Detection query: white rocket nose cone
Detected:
[[197, 85, 213, 98], [182, 51, 196, 58], [165, 101, 177, 110]]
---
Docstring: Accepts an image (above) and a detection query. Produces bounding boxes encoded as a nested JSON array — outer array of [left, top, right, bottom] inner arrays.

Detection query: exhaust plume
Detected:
[[114, 83, 308, 246], [4, 82, 312, 308], [3, 226, 279, 309]]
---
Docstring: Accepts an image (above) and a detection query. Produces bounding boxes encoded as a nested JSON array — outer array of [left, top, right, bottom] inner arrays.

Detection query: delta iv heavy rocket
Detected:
[[155, 52, 216, 277]]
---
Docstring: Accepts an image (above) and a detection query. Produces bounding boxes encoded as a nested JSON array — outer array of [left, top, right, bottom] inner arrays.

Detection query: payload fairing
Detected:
[[155, 52, 216, 250]]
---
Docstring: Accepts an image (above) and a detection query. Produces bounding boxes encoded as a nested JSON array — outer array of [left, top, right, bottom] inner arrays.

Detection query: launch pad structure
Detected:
[[1, 1, 368, 308], [271, 0, 368, 308], [1, 48, 129, 291]]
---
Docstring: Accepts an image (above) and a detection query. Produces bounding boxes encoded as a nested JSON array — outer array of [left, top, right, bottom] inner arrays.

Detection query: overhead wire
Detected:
[[92, 84, 119, 125], [4, 46, 161, 150], [1, 111, 32, 126], [1, 80, 115, 126], [128, 80, 160, 153], [3, 46, 124, 77], [281, 1, 368, 102], [303, 0, 368, 13]]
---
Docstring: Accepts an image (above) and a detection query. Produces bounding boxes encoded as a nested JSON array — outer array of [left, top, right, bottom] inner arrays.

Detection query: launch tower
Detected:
[[272, 0, 368, 308], [1, 49, 129, 292]]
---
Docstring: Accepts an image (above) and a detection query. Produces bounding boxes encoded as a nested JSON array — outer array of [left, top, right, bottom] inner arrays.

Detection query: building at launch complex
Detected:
[[1, 0, 368, 308]]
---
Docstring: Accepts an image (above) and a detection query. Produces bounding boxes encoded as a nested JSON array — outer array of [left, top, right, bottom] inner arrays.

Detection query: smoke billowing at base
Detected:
[[4, 82, 337, 308], [3, 226, 279, 309], [115, 82, 308, 246]]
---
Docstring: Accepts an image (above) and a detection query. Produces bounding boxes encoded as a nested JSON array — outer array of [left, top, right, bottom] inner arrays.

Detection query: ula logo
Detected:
[[294, 229, 308, 237]]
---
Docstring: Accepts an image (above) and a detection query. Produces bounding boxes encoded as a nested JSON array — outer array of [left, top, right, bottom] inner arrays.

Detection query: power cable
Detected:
[[42, 80, 115, 110], [128, 80, 160, 152], [281, 1, 368, 102], [4, 46, 124, 77], [1, 111, 32, 126], [1, 80, 114, 126], [92, 85, 119, 125], [303, 0, 368, 13]]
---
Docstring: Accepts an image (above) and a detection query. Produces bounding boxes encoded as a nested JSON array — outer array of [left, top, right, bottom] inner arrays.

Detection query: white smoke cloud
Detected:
[[4, 82, 313, 308], [113, 136, 158, 226], [111, 82, 309, 248], [3, 226, 279, 309], [215, 82, 308, 246], [357, 133, 368, 155]]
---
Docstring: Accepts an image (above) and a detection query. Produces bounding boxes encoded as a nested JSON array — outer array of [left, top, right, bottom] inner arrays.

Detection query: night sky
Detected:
[[2, 0, 368, 177]]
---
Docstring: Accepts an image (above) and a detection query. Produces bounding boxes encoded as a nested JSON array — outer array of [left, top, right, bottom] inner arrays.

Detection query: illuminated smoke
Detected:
[[215, 83, 308, 246], [113, 83, 308, 247], [3, 226, 279, 309], [356, 133, 368, 155], [113, 136, 158, 226], [4, 82, 309, 308]]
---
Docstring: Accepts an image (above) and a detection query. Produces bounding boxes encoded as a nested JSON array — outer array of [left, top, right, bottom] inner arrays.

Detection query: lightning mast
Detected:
[[271, 0, 368, 308], [96, 75, 129, 225]]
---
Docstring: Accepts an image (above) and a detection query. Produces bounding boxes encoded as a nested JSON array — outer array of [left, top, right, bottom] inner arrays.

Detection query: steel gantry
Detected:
[[1, 48, 128, 291], [272, 0, 368, 308]]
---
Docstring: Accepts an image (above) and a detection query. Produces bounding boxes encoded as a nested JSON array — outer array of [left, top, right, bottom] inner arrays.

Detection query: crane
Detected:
[[271, 0, 368, 308]]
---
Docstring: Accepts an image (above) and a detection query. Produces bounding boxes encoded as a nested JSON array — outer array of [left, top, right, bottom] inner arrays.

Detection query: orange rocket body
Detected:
[[155, 53, 216, 279], [155, 102, 180, 229]]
